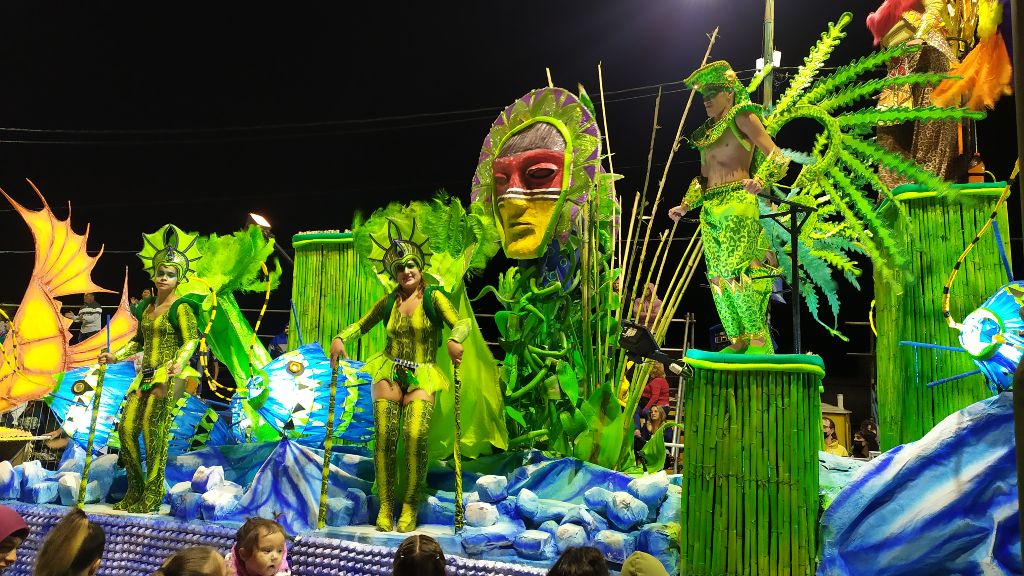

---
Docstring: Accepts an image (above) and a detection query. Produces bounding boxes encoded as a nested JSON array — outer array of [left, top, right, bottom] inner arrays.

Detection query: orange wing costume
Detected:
[[0, 182, 137, 413]]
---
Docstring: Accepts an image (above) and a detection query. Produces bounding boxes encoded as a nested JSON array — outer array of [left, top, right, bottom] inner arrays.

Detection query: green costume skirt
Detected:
[[362, 351, 450, 395]]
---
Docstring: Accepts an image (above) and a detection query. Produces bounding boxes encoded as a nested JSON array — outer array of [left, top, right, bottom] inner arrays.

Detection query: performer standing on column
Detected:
[[668, 61, 789, 354], [99, 224, 202, 512], [330, 231, 470, 533]]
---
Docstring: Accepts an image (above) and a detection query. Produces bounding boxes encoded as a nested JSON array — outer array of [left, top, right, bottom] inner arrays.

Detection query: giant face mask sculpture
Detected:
[[492, 123, 568, 259], [472, 87, 602, 260]]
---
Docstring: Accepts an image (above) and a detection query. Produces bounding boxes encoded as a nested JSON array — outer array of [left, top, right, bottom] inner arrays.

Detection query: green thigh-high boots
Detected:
[[113, 390, 145, 511], [397, 399, 433, 533], [373, 399, 401, 531]]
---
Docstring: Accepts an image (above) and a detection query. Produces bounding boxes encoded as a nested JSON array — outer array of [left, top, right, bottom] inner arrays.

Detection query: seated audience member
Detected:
[[33, 508, 105, 576], [546, 546, 609, 576], [851, 428, 880, 459], [153, 547, 227, 576], [392, 534, 446, 576], [632, 283, 662, 330], [822, 416, 848, 457], [0, 505, 28, 574], [634, 405, 670, 469], [859, 417, 879, 439], [621, 551, 669, 576]]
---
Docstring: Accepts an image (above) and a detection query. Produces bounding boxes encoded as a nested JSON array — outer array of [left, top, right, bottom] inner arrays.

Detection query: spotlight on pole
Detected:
[[249, 212, 294, 266]]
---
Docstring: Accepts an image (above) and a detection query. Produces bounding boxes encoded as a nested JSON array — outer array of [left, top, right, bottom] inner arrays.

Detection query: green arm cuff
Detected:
[[336, 323, 360, 342], [682, 177, 705, 210], [449, 319, 471, 344], [753, 148, 790, 186]]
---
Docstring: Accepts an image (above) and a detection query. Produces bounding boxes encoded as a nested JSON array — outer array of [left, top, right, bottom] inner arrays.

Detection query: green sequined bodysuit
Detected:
[[113, 300, 199, 513], [340, 289, 470, 393]]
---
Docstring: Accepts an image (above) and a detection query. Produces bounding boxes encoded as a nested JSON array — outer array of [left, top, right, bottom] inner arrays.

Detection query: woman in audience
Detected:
[[33, 508, 105, 576], [392, 534, 446, 576], [153, 547, 227, 576]]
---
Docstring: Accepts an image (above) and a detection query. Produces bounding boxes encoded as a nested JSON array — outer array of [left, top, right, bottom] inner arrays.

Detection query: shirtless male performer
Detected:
[[668, 61, 789, 354]]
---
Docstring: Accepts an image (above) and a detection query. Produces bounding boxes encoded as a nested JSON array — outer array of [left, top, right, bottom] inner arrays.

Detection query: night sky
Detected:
[[0, 2, 1019, 409]]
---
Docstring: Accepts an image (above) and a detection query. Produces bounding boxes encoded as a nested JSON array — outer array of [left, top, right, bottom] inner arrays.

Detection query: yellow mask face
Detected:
[[492, 147, 566, 259]]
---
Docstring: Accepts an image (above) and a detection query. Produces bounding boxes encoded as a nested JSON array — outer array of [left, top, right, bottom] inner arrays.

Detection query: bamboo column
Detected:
[[874, 182, 1011, 449], [681, 350, 823, 576], [289, 231, 387, 356]]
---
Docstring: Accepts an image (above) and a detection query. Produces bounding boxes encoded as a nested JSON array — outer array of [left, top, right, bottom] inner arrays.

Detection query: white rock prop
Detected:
[[191, 465, 225, 493], [606, 491, 650, 531], [594, 529, 637, 563], [627, 471, 669, 508], [513, 529, 558, 560], [465, 502, 499, 528], [555, 523, 588, 552], [475, 475, 509, 503]]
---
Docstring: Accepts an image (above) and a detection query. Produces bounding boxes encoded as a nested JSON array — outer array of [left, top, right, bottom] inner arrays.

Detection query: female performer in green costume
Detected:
[[99, 224, 202, 513], [330, 235, 470, 533]]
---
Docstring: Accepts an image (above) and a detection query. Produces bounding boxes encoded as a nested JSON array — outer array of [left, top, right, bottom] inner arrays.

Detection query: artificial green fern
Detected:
[[818, 73, 952, 111], [799, 43, 918, 106], [773, 12, 853, 119]]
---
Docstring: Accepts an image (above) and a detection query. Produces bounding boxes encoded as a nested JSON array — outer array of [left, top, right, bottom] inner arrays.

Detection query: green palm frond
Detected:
[[838, 106, 985, 131], [842, 134, 954, 196], [746, 63, 773, 96], [799, 43, 918, 106], [773, 12, 853, 120], [837, 149, 910, 224], [818, 73, 951, 111], [830, 166, 906, 270]]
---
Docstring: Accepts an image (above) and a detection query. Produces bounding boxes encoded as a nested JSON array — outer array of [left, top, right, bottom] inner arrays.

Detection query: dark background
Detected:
[[0, 2, 1019, 429]]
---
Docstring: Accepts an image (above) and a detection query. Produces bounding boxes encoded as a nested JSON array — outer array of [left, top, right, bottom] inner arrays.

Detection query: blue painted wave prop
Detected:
[[231, 343, 374, 447], [819, 392, 1021, 575], [166, 438, 373, 534], [46, 363, 136, 453]]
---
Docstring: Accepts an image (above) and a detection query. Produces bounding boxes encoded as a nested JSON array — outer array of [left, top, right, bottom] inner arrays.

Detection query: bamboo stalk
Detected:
[[77, 365, 106, 508], [317, 365, 339, 529]]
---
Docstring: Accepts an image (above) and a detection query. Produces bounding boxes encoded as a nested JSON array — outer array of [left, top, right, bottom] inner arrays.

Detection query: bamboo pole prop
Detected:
[[453, 370, 464, 532], [617, 90, 663, 301], [596, 62, 619, 274], [624, 27, 718, 339], [682, 357, 820, 575], [317, 365, 340, 529], [579, 200, 595, 398], [78, 318, 111, 508]]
